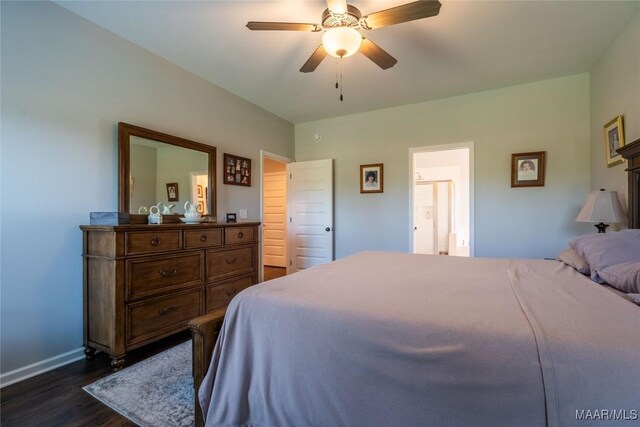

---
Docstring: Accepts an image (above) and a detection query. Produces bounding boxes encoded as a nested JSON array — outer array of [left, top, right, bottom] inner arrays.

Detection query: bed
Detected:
[[190, 139, 640, 427]]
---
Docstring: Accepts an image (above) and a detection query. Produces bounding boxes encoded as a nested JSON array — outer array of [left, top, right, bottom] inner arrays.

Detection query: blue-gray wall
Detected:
[[295, 75, 592, 260], [0, 1, 293, 380], [589, 11, 640, 204]]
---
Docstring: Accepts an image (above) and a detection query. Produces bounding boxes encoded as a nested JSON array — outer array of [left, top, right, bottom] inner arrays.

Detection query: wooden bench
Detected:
[[188, 308, 226, 427]]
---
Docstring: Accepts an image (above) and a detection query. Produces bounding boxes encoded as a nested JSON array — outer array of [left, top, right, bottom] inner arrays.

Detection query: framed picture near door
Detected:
[[511, 151, 545, 188], [360, 163, 384, 193], [223, 153, 251, 187]]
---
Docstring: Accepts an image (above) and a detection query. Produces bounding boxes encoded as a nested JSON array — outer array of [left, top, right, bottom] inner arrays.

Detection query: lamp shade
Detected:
[[575, 190, 626, 223], [322, 27, 362, 58]]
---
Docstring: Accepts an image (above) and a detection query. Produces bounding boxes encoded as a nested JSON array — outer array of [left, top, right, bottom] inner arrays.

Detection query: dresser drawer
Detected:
[[206, 275, 254, 312], [225, 227, 255, 245], [126, 289, 202, 345], [206, 247, 255, 282], [184, 228, 223, 249], [125, 231, 182, 255], [126, 252, 204, 301]]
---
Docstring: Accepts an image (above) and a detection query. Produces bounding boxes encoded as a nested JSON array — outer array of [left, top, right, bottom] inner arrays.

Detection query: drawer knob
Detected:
[[200, 234, 208, 242], [150, 237, 160, 246], [225, 288, 239, 297], [159, 267, 178, 277], [159, 306, 178, 315], [237, 232, 244, 239], [226, 258, 237, 265]]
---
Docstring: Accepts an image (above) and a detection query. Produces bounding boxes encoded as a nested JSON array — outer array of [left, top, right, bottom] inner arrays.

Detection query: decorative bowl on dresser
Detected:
[[80, 221, 259, 369]]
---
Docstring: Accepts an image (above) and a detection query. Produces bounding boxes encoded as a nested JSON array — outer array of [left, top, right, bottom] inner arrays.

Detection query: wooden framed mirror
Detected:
[[118, 122, 216, 220]]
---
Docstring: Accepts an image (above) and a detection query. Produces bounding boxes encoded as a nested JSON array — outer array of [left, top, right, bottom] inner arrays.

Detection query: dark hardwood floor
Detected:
[[1, 272, 286, 426], [263, 266, 286, 281], [0, 330, 191, 427]]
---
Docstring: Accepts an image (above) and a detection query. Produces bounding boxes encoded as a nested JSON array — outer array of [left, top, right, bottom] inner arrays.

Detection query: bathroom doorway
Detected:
[[410, 143, 474, 257]]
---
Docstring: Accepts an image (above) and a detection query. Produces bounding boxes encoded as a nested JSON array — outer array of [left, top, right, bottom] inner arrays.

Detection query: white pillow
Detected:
[[556, 248, 590, 275], [569, 230, 640, 285]]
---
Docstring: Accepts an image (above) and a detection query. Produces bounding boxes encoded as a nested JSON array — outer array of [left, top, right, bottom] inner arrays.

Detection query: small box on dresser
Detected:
[[80, 222, 259, 369], [89, 212, 131, 225]]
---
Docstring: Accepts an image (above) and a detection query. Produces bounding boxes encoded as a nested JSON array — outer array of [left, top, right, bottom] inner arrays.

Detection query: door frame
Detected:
[[408, 142, 475, 256], [260, 150, 294, 283]]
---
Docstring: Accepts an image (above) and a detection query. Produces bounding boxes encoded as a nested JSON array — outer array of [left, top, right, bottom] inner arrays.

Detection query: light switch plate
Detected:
[[239, 209, 247, 219]]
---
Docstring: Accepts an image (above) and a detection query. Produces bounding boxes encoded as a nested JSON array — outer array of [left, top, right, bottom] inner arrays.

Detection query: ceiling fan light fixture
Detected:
[[322, 27, 362, 58]]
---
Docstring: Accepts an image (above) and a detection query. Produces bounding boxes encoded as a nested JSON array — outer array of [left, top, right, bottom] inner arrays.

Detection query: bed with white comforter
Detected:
[[199, 251, 639, 426]]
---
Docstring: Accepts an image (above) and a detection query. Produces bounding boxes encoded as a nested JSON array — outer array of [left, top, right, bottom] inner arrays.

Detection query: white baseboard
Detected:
[[0, 347, 86, 388]]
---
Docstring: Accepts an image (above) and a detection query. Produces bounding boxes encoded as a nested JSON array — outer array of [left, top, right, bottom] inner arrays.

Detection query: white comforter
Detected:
[[200, 252, 639, 426]]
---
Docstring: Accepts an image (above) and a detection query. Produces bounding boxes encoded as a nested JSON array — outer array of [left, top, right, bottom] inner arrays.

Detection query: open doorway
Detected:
[[410, 143, 474, 257], [260, 151, 293, 282], [190, 171, 208, 214]]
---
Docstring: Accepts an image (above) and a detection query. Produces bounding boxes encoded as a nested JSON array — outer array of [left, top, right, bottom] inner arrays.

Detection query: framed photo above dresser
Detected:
[[224, 153, 251, 187]]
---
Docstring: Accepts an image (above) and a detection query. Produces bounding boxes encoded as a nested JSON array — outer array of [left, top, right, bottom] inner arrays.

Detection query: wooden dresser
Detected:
[[80, 222, 259, 368]]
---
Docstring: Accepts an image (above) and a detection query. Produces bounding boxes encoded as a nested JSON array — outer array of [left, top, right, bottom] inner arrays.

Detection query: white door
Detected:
[[287, 159, 334, 273], [263, 171, 287, 267]]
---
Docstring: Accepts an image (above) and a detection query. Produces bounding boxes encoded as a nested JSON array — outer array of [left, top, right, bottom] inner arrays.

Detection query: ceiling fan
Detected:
[[247, 0, 442, 73]]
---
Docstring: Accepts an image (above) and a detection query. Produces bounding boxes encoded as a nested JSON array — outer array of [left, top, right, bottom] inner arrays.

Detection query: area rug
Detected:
[[83, 341, 194, 427]]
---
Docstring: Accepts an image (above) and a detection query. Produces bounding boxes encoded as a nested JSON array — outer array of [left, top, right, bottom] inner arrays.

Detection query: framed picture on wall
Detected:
[[360, 163, 384, 194], [511, 152, 545, 188], [223, 153, 251, 187], [603, 115, 625, 167], [166, 182, 179, 201]]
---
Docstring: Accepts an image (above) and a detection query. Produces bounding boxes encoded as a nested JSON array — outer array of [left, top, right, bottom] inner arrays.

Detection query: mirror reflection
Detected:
[[118, 122, 216, 217], [130, 136, 210, 215]]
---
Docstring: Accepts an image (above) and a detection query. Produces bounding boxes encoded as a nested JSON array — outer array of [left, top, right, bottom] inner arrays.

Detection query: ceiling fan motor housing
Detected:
[[321, 5, 362, 29], [247, 1, 442, 72]]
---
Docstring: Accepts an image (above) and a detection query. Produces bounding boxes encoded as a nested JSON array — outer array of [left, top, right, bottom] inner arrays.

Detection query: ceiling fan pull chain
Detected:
[[332, 60, 344, 101], [340, 67, 344, 101]]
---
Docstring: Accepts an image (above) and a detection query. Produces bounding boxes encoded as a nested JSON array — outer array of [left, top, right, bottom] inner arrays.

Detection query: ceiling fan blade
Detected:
[[361, 0, 441, 30], [326, 0, 348, 14], [300, 45, 328, 73], [360, 38, 398, 70], [246, 22, 321, 32]]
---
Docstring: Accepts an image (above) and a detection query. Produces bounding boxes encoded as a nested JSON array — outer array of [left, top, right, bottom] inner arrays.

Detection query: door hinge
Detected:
[[289, 217, 292, 222], [289, 260, 292, 266], [289, 173, 292, 179]]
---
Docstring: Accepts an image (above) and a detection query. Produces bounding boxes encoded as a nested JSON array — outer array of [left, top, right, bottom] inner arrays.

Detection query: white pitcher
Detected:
[[162, 204, 175, 215], [184, 201, 200, 219]]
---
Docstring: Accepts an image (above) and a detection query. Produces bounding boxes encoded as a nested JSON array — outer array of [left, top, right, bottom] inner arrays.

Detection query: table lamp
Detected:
[[575, 189, 626, 233]]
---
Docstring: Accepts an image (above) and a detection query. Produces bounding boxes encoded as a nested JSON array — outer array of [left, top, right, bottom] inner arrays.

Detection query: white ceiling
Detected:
[[55, 0, 639, 124]]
